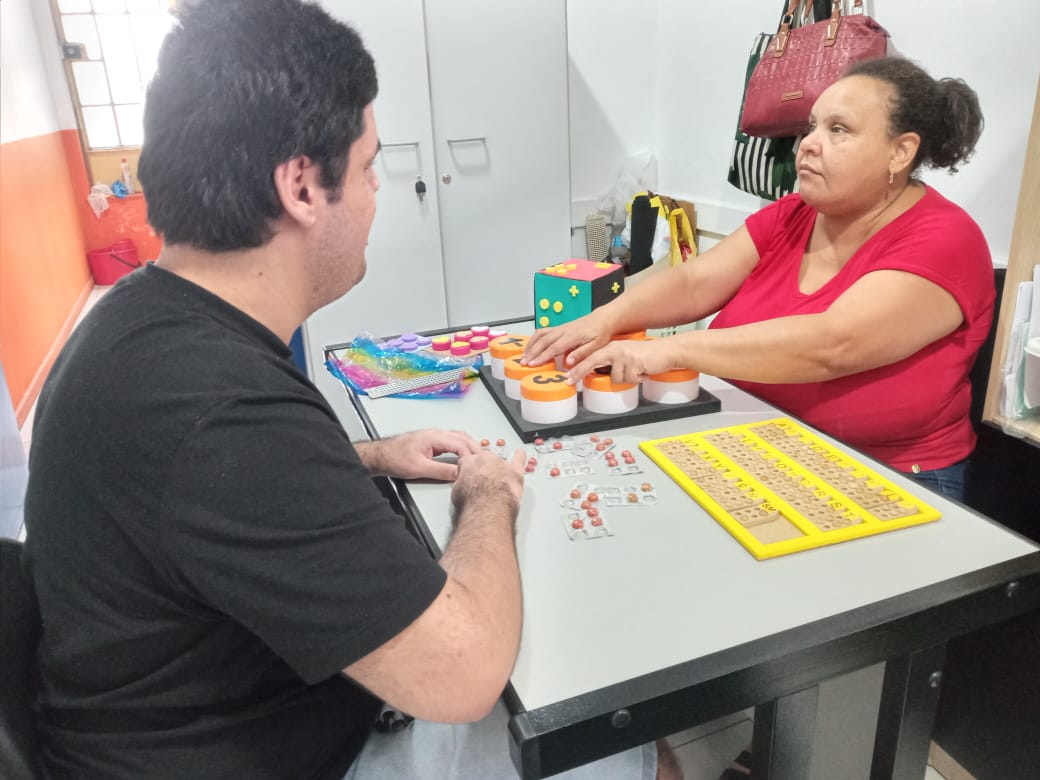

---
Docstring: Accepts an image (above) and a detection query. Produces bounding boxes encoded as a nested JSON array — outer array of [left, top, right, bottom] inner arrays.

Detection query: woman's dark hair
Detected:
[[137, 0, 378, 251], [845, 57, 983, 175]]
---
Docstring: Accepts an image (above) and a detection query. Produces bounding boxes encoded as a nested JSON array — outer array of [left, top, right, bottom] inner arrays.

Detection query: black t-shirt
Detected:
[[24, 264, 447, 779]]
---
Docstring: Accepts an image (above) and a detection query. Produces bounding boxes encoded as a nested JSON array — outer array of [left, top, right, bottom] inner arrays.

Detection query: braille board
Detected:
[[479, 365, 721, 443], [640, 418, 941, 559]]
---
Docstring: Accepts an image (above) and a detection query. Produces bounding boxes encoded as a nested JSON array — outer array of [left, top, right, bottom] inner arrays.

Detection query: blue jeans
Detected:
[[906, 458, 969, 502]]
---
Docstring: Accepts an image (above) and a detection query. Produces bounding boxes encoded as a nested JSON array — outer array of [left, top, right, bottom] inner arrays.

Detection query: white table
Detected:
[[328, 326, 1040, 780]]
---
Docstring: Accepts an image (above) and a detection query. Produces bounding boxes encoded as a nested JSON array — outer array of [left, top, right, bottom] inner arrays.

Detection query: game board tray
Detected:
[[640, 418, 941, 559], [479, 365, 721, 443]]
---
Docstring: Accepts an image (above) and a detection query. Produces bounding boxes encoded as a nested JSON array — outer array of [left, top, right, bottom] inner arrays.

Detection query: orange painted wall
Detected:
[[0, 130, 161, 425], [0, 129, 91, 424], [69, 138, 162, 261]]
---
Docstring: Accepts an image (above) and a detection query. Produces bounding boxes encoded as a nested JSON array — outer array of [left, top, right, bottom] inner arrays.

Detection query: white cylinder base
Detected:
[[504, 376, 523, 400], [642, 377, 700, 404], [582, 386, 639, 415], [491, 356, 506, 380], [520, 395, 578, 425]]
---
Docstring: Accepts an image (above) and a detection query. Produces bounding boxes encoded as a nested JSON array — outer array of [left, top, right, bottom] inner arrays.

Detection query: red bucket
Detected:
[[87, 240, 141, 285]]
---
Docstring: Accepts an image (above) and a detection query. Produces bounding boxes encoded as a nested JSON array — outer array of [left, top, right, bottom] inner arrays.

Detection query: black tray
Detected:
[[479, 365, 721, 442]]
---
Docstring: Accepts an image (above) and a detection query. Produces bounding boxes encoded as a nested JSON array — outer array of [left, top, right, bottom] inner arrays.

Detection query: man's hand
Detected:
[[357, 430, 482, 481], [450, 448, 526, 524]]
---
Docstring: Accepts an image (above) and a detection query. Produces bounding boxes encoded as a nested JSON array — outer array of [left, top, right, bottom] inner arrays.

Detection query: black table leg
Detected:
[[871, 643, 947, 780], [751, 686, 819, 779]]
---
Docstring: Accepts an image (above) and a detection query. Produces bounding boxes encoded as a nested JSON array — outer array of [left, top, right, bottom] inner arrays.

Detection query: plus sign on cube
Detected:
[[533, 260, 625, 328]]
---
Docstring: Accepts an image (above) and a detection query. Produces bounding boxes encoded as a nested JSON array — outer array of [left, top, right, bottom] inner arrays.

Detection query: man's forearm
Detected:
[[438, 491, 523, 693], [354, 438, 390, 475]]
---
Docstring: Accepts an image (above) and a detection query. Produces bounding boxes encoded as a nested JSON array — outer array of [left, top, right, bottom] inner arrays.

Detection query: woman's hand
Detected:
[[566, 338, 678, 385], [522, 309, 616, 368]]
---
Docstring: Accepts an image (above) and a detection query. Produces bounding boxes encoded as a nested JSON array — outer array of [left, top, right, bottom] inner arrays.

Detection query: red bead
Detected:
[[580, 501, 590, 510], [587, 492, 599, 503], [571, 518, 584, 529], [496, 438, 506, 447], [591, 518, 603, 527], [525, 465, 535, 473], [621, 450, 632, 458], [549, 467, 560, 477], [480, 439, 490, 447], [587, 508, 598, 518], [534, 438, 544, 445], [570, 489, 582, 499], [595, 443, 606, 451], [552, 441, 563, 450], [590, 435, 600, 442], [604, 438, 614, 445]]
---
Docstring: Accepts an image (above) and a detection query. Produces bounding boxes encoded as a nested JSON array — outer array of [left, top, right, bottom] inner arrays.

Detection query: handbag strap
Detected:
[[774, 0, 866, 56]]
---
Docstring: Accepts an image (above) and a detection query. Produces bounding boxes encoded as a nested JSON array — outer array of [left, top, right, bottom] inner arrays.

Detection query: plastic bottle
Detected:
[[120, 158, 135, 195], [609, 235, 627, 264]]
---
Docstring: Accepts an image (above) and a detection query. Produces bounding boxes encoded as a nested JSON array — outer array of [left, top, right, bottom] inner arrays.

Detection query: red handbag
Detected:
[[739, 0, 890, 138]]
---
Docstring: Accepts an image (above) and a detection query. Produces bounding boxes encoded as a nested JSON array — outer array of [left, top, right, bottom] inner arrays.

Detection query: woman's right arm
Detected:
[[523, 226, 760, 368]]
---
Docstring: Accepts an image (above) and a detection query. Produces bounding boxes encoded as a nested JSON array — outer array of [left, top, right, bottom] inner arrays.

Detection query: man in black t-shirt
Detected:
[[24, 1, 674, 778], [24, 1, 528, 777]]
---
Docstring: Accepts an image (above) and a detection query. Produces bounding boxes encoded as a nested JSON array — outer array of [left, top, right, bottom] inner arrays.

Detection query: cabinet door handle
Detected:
[[445, 136, 487, 145], [381, 141, 420, 149]]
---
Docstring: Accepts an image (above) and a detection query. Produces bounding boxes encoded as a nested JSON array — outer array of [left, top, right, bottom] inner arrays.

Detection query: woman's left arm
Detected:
[[567, 270, 963, 385]]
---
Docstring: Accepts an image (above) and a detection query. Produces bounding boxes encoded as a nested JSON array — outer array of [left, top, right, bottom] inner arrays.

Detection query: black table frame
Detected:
[[332, 322, 1040, 780]]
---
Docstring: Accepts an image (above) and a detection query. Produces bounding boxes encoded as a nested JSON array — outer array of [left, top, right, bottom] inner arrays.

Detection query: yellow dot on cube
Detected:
[[569, 285, 579, 298], [567, 263, 577, 269], [553, 301, 563, 313], [595, 262, 612, 268], [539, 315, 550, 327], [612, 281, 620, 294], [539, 298, 550, 310]]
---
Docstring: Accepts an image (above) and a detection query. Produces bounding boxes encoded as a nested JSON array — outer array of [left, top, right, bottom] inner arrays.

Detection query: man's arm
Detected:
[[344, 448, 526, 723], [355, 429, 482, 481]]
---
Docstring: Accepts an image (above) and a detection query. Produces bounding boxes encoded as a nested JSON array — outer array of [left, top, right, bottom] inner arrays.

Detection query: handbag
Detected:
[[740, 0, 890, 138], [666, 202, 696, 266], [728, 1, 818, 201]]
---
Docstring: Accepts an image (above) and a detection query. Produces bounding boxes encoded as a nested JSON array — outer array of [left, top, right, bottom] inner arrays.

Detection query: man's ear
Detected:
[[273, 156, 320, 228], [891, 132, 921, 179]]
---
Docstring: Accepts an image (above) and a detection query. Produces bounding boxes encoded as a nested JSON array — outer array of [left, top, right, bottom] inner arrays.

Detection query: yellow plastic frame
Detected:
[[640, 418, 941, 559]]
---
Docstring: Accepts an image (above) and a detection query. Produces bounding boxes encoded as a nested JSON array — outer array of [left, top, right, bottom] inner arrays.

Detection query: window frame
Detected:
[[47, 0, 176, 189]]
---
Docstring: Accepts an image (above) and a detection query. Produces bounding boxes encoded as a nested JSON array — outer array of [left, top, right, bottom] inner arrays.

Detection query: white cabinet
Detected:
[[303, 0, 571, 418]]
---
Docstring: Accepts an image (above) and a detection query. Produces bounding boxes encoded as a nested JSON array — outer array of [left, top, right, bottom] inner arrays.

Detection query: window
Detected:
[[51, 0, 175, 183]]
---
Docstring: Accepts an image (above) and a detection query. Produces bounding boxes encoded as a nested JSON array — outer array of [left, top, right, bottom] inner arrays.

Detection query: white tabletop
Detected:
[[350, 371, 1039, 713]]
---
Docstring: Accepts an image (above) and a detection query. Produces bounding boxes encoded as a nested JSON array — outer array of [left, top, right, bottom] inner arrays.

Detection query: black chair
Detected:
[[0, 537, 43, 780], [968, 266, 1006, 428]]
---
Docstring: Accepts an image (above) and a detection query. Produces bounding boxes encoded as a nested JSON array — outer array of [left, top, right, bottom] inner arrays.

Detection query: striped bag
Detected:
[[727, 1, 827, 200]]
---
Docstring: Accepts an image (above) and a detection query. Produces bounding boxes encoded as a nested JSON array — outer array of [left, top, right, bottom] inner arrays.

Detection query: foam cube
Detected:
[[533, 260, 625, 329]]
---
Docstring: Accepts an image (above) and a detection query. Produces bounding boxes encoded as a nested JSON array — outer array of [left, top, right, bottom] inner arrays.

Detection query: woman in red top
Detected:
[[524, 58, 994, 500]]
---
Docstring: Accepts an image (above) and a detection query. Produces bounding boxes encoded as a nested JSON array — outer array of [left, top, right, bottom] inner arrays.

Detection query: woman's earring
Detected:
[[888, 170, 895, 185]]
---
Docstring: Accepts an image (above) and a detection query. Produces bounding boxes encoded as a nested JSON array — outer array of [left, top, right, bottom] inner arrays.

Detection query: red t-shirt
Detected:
[[710, 186, 994, 472]]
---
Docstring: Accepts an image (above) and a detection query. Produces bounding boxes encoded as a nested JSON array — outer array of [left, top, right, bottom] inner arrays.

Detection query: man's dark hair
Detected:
[[137, 0, 378, 251]]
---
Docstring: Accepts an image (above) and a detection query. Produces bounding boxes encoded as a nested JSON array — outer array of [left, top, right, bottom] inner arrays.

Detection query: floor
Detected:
[[17, 285, 955, 780]]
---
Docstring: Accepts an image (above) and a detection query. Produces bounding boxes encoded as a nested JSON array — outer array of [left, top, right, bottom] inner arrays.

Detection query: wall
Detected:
[[0, 0, 91, 425], [567, 2, 659, 223], [568, 0, 1040, 265], [0, 0, 160, 425]]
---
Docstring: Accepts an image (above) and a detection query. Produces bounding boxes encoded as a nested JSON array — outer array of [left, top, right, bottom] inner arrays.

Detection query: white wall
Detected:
[[0, 0, 78, 144], [567, 2, 660, 214], [568, 0, 1040, 264]]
